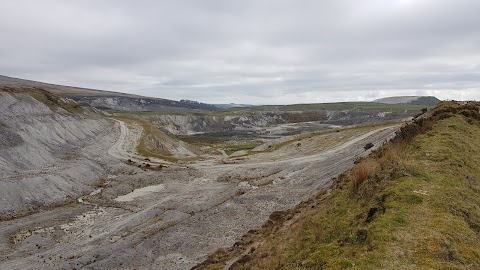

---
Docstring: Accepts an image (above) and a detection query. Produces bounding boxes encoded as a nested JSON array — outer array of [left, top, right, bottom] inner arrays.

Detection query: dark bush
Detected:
[[364, 143, 374, 150]]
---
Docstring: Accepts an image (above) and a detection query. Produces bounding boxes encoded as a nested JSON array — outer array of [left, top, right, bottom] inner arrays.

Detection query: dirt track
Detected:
[[0, 120, 399, 270]]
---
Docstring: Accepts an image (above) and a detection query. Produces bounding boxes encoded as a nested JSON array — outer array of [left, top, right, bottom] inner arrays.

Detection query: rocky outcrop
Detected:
[[147, 109, 413, 135], [149, 111, 329, 135]]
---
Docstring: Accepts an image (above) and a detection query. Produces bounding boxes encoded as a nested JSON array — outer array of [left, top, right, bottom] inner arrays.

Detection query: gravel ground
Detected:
[[0, 100, 399, 270]]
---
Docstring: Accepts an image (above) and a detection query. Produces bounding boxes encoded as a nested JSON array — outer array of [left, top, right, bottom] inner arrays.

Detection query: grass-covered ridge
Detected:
[[229, 101, 432, 113], [410, 96, 441, 106], [1, 86, 84, 114], [195, 102, 480, 270], [111, 100, 430, 117]]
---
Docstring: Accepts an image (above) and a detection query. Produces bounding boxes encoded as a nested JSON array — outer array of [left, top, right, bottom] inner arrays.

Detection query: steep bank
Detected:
[[143, 111, 328, 135], [0, 87, 119, 218], [110, 116, 199, 161], [196, 102, 480, 270]]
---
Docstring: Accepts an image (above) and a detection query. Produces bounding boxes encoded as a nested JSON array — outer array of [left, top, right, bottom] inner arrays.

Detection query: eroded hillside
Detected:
[[0, 87, 121, 218]]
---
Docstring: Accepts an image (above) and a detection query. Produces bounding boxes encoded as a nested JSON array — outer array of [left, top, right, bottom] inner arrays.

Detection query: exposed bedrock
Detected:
[[0, 91, 120, 217], [147, 109, 411, 135], [148, 111, 329, 135]]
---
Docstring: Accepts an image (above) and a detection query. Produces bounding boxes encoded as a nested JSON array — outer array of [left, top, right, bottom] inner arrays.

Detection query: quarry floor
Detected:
[[0, 120, 399, 270]]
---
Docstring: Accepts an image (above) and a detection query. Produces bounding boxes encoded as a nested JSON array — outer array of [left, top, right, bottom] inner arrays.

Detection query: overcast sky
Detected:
[[1, 0, 479, 104]]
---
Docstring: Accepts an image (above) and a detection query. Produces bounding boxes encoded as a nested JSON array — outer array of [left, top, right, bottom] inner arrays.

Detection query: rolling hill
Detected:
[[374, 96, 441, 106], [0, 75, 217, 112]]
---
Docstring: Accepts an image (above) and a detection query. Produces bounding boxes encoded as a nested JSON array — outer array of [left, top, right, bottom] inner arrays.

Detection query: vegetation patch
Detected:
[[111, 116, 181, 162], [1, 86, 83, 113], [176, 135, 228, 146], [224, 142, 263, 156], [230, 101, 432, 113]]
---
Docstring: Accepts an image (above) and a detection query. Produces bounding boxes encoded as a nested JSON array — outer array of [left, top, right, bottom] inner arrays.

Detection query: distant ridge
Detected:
[[0, 74, 144, 98], [212, 103, 255, 109], [0, 75, 217, 112], [374, 96, 440, 106]]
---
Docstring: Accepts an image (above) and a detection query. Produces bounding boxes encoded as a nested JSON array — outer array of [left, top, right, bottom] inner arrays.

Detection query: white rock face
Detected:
[[0, 92, 118, 217], [152, 112, 327, 135]]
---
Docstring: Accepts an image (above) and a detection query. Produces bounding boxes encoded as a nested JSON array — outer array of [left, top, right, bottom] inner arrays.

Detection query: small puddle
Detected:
[[114, 184, 165, 202]]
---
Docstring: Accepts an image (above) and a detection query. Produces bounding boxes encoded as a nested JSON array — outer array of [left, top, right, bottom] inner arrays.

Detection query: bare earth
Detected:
[[0, 118, 398, 270]]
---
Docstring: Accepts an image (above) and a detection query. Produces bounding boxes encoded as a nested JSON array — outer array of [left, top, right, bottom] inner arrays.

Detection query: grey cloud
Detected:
[[0, 0, 479, 104]]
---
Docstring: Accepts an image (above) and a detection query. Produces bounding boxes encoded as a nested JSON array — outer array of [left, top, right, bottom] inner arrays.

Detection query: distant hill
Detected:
[[374, 96, 440, 106], [211, 103, 255, 109], [0, 75, 144, 98], [0, 75, 217, 112]]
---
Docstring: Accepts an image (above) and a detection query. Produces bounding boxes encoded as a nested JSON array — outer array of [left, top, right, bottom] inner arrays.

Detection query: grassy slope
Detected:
[[196, 103, 480, 270], [0, 75, 145, 98], [272, 116, 480, 270], [1, 86, 85, 114], [229, 102, 430, 113], [410, 96, 441, 106]]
